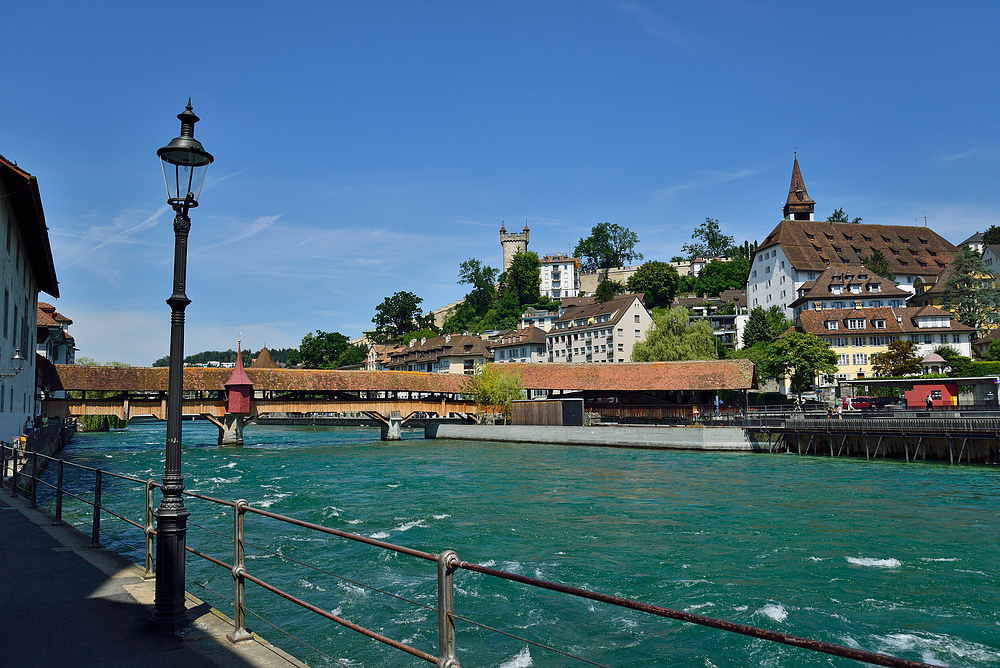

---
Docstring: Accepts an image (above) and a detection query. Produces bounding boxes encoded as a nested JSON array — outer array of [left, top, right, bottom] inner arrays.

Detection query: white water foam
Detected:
[[920, 557, 958, 562], [433, 514, 451, 520], [222, 461, 238, 468], [498, 646, 533, 668], [869, 631, 1000, 666], [393, 519, 426, 532], [847, 557, 902, 568], [387, 483, 401, 489], [684, 602, 716, 612], [758, 604, 788, 622], [370, 531, 390, 540], [808, 556, 825, 561], [346, 519, 363, 525]]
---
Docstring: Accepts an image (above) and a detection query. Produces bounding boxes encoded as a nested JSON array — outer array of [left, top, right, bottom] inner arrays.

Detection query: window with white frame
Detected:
[[852, 337, 865, 347], [852, 353, 868, 365], [825, 321, 838, 330], [873, 319, 886, 329], [833, 337, 848, 347], [847, 319, 866, 330], [837, 354, 849, 365]]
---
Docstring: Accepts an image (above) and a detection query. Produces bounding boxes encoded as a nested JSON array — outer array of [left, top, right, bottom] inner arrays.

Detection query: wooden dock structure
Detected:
[[745, 416, 1000, 464]]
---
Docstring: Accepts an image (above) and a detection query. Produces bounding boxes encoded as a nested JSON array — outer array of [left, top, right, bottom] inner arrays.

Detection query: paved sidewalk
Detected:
[[0, 493, 310, 668]]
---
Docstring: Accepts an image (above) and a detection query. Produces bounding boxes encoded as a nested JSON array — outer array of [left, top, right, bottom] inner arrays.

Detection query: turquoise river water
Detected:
[[37, 422, 999, 668]]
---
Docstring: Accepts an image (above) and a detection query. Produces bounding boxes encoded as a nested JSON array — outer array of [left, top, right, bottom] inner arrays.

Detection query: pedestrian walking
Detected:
[[836, 403, 843, 419], [925, 394, 933, 411]]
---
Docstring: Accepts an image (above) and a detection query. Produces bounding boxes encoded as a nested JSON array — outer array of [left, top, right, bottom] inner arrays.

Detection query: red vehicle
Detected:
[[843, 396, 877, 410]]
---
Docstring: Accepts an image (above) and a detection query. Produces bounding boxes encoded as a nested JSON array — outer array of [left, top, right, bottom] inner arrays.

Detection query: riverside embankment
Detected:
[[425, 423, 752, 450]]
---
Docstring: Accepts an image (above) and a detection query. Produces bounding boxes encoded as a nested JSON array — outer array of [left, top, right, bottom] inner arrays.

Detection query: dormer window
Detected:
[[900, 261, 909, 267], [881, 236, 891, 243], [844, 235, 853, 241], [899, 237, 909, 244], [831, 285, 843, 294], [833, 246, 842, 253], [825, 320, 839, 331], [850, 285, 862, 294], [847, 318, 866, 330], [862, 235, 872, 242], [892, 249, 900, 256], [867, 284, 881, 293], [806, 233, 815, 240], [873, 319, 887, 329], [825, 233, 834, 240]]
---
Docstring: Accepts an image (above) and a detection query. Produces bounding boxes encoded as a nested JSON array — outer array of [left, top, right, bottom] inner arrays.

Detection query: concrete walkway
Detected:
[[0, 493, 310, 668]]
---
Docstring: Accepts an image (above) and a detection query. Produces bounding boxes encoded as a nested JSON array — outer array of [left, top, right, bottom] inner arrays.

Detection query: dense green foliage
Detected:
[[942, 246, 1000, 334], [631, 307, 717, 362], [681, 218, 735, 260], [443, 252, 548, 333], [574, 223, 642, 273], [981, 225, 1000, 246], [463, 364, 525, 424], [152, 348, 296, 367], [741, 305, 791, 348], [286, 330, 367, 369], [870, 340, 921, 377], [691, 257, 750, 298], [594, 279, 625, 302], [765, 332, 838, 395], [626, 261, 679, 308], [371, 291, 433, 344], [862, 249, 896, 281], [827, 208, 862, 224]]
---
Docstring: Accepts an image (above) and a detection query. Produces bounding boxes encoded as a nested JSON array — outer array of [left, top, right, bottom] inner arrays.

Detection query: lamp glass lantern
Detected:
[[157, 102, 214, 208]]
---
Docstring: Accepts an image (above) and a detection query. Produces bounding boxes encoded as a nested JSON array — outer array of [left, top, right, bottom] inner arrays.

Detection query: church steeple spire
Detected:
[[783, 156, 815, 221]]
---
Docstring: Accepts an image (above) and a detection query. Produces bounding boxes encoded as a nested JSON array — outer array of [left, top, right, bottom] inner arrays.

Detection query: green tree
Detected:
[[942, 246, 1000, 334], [293, 330, 367, 369], [691, 257, 750, 298], [500, 251, 542, 308], [631, 307, 717, 362], [981, 226, 1000, 246], [71, 357, 129, 431], [827, 208, 862, 224], [463, 364, 525, 424], [862, 249, 896, 281], [681, 218, 735, 260], [457, 258, 498, 316], [574, 223, 642, 273], [870, 340, 921, 377], [766, 332, 838, 397], [626, 261, 680, 309], [742, 305, 790, 348], [372, 291, 431, 344], [594, 279, 625, 303]]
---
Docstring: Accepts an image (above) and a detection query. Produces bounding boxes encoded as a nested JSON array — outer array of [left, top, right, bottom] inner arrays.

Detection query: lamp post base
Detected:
[[151, 507, 190, 631]]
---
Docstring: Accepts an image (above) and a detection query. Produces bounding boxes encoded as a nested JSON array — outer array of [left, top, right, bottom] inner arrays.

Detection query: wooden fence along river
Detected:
[[745, 417, 1000, 464]]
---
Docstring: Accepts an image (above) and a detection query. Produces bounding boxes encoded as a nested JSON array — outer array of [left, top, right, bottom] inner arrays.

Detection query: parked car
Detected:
[[842, 396, 895, 410]]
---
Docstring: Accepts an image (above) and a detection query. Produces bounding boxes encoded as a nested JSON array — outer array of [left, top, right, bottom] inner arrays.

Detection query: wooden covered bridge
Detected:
[[40, 359, 756, 427]]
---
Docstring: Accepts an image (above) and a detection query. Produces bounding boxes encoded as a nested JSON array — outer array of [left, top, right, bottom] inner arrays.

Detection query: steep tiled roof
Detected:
[[797, 306, 973, 336], [510, 359, 756, 391], [388, 334, 493, 367], [251, 347, 278, 368], [789, 266, 909, 308], [0, 154, 58, 297], [555, 293, 645, 327], [49, 361, 756, 393], [37, 307, 60, 327], [758, 220, 959, 277], [494, 326, 546, 349]]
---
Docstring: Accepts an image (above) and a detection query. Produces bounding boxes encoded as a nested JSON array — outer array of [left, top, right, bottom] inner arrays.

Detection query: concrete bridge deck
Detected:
[[0, 493, 307, 668]]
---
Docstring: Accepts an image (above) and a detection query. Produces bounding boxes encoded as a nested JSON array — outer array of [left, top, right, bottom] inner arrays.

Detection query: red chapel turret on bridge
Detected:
[[206, 341, 257, 445]]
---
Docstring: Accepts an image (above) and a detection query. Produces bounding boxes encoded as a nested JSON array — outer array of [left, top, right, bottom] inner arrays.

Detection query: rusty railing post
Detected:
[[227, 499, 253, 643], [29, 450, 38, 508], [437, 549, 460, 668], [144, 479, 156, 578], [55, 459, 64, 524], [91, 469, 102, 548]]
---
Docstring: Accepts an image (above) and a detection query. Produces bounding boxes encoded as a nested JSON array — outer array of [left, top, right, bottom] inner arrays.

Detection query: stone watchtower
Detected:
[[500, 220, 530, 273]]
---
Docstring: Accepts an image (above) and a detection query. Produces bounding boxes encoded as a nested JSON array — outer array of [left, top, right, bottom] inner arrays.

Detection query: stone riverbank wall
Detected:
[[424, 424, 752, 451]]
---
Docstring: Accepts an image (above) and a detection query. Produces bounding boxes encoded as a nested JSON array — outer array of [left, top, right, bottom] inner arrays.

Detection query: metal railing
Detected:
[[1, 443, 945, 668]]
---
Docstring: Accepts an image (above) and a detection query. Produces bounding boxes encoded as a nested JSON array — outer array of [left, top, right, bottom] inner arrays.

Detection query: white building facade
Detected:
[[0, 155, 59, 441], [540, 254, 581, 299]]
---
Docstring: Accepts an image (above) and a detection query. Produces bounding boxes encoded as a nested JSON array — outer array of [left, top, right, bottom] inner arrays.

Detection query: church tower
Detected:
[[782, 157, 816, 221], [500, 220, 530, 273]]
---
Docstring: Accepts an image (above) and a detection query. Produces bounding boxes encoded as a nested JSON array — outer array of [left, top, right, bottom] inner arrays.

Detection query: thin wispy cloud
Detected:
[[201, 214, 281, 250], [58, 205, 170, 268], [932, 148, 978, 162], [647, 168, 760, 204], [617, 2, 701, 52]]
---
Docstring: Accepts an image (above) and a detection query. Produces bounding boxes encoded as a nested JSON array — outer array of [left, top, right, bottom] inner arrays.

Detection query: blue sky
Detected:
[[3, 2, 998, 366]]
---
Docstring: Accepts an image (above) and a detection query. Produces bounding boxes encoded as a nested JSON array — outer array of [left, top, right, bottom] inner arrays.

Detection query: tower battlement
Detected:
[[499, 220, 530, 273]]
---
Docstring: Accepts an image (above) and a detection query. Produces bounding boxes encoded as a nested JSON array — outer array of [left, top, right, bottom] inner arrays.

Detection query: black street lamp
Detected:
[[152, 100, 213, 630]]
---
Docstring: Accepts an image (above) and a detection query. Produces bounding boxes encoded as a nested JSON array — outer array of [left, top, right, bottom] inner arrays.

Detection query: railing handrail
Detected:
[[0, 442, 947, 668]]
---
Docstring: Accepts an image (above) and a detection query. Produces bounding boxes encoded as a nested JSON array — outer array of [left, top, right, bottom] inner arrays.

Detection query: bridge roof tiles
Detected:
[[52, 359, 756, 394]]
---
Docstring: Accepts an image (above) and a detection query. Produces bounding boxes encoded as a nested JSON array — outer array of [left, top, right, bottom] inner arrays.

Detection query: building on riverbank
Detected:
[[0, 154, 59, 443]]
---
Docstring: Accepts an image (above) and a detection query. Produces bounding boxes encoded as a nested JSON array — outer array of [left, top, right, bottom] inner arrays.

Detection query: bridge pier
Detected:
[[205, 413, 254, 446], [381, 414, 403, 441]]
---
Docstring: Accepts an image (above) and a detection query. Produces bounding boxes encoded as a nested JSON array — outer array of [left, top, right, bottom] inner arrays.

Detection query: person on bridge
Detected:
[[925, 394, 933, 411]]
